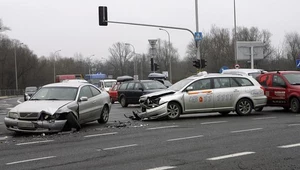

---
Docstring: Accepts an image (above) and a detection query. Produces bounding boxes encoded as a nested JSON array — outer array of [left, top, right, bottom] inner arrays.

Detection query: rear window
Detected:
[[119, 83, 128, 90], [233, 77, 254, 86]]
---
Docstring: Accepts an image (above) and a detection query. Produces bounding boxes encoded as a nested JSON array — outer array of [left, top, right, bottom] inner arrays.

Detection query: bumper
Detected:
[[138, 102, 168, 119], [4, 117, 67, 133], [252, 96, 267, 108]]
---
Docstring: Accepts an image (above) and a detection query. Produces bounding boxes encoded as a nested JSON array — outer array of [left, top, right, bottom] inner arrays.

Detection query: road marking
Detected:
[[147, 125, 178, 130], [17, 98, 22, 104], [201, 121, 227, 125], [207, 152, 255, 161], [99, 144, 138, 151], [84, 132, 117, 138], [278, 143, 300, 148], [0, 112, 7, 115], [0, 136, 8, 141], [6, 156, 56, 165], [7, 108, 13, 110], [146, 166, 177, 170], [252, 117, 276, 120], [288, 124, 300, 126], [167, 135, 203, 142], [231, 128, 263, 133], [16, 140, 54, 146]]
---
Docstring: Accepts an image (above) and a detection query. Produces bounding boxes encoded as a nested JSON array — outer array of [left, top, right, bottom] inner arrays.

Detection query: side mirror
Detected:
[[25, 93, 30, 101], [79, 96, 88, 102], [186, 86, 193, 91]]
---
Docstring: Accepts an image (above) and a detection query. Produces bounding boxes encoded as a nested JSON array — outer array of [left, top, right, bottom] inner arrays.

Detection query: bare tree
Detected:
[[285, 32, 300, 62]]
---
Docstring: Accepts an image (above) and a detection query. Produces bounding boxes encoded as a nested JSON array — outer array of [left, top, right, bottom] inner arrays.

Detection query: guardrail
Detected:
[[0, 90, 24, 96]]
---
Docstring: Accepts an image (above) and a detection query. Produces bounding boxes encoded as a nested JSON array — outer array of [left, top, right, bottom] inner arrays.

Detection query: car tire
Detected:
[[98, 105, 109, 124], [120, 96, 128, 107], [254, 107, 263, 112], [290, 97, 300, 113], [219, 111, 230, 116], [236, 98, 253, 116], [65, 113, 81, 131], [167, 102, 181, 120]]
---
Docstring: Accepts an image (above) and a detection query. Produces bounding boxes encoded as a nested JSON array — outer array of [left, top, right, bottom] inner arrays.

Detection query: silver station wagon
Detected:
[[135, 72, 267, 120], [5, 82, 111, 133]]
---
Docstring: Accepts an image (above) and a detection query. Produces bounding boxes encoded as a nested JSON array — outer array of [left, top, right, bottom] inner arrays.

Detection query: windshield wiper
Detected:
[[291, 83, 300, 85], [47, 98, 60, 100]]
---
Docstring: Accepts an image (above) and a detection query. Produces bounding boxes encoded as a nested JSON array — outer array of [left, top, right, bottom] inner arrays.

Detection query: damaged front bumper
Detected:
[[4, 117, 67, 133], [137, 102, 169, 120]]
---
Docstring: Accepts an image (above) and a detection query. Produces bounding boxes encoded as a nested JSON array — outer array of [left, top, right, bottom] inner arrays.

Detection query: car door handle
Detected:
[[92, 101, 96, 104]]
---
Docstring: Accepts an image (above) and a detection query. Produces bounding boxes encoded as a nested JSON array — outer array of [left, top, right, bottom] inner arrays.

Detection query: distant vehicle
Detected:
[[116, 75, 134, 83], [24, 86, 38, 101], [148, 73, 172, 87], [118, 80, 167, 107], [109, 83, 120, 104], [135, 72, 267, 120], [222, 68, 266, 79], [99, 79, 117, 92], [56, 74, 83, 82], [84, 73, 107, 86], [5, 82, 111, 133], [256, 71, 300, 113]]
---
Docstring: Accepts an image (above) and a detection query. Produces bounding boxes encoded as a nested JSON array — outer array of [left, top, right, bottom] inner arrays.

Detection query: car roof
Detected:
[[222, 68, 264, 74], [101, 79, 117, 82], [264, 71, 300, 74], [187, 73, 249, 80], [43, 82, 89, 88]]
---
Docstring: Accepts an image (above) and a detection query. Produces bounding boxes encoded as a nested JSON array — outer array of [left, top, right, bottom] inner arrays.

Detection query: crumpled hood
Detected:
[[10, 100, 72, 115], [141, 89, 176, 98]]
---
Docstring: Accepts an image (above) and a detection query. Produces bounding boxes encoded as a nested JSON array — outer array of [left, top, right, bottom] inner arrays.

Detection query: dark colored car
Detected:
[[117, 80, 167, 107], [256, 71, 300, 113], [24, 86, 38, 101]]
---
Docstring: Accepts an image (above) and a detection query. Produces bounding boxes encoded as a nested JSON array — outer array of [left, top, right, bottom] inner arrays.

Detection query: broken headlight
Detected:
[[8, 112, 18, 119]]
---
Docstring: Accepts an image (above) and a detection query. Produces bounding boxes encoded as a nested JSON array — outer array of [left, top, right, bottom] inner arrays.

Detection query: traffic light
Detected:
[[200, 59, 207, 68], [150, 58, 154, 71], [154, 63, 159, 71], [193, 59, 200, 68], [98, 6, 108, 26]]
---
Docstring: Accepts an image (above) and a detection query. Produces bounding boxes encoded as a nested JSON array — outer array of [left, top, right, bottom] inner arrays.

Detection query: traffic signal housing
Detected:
[[193, 59, 200, 68], [150, 58, 154, 71], [193, 59, 207, 69], [154, 63, 159, 71], [99, 6, 108, 26], [200, 59, 207, 68]]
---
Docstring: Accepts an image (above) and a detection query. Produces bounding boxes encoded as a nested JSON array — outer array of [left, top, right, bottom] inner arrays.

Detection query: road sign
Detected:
[[235, 64, 240, 69], [194, 32, 202, 41], [296, 59, 300, 68], [219, 66, 229, 73], [148, 39, 158, 48]]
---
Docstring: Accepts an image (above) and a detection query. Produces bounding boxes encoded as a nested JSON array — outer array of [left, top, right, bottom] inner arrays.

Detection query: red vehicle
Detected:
[[256, 71, 300, 113], [109, 83, 120, 104], [55, 74, 83, 82]]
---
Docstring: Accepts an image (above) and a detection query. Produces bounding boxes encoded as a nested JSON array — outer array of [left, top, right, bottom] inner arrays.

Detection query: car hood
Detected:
[[141, 89, 176, 98], [10, 100, 73, 115]]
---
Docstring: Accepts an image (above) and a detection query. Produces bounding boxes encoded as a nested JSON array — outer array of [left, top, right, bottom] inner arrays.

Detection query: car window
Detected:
[[142, 81, 166, 90], [127, 82, 135, 90], [214, 78, 230, 88], [283, 73, 300, 85], [273, 75, 286, 87], [230, 78, 240, 87], [233, 77, 253, 86], [134, 83, 142, 90], [112, 84, 119, 91], [257, 74, 272, 87], [90, 86, 101, 96], [189, 78, 211, 90], [119, 83, 128, 90], [31, 87, 77, 100], [79, 86, 93, 98]]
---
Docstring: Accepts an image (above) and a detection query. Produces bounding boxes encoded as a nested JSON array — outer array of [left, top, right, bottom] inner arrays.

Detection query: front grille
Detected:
[[19, 112, 39, 119]]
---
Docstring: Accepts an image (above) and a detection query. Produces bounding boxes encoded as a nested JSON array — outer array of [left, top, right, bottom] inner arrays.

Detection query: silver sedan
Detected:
[[5, 82, 111, 133], [136, 73, 267, 120]]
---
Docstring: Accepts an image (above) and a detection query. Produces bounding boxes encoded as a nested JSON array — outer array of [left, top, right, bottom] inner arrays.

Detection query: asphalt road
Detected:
[[0, 97, 300, 170]]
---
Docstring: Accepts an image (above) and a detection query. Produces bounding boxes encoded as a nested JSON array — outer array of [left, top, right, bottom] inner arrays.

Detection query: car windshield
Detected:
[[143, 81, 167, 90], [104, 81, 116, 87], [168, 78, 194, 91], [30, 87, 78, 100], [283, 73, 300, 85]]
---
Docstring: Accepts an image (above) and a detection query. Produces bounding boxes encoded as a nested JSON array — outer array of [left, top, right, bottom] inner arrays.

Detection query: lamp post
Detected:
[[125, 43, 138, 78], [159, 28, 172, 83], [88, 54, 95, 75], [53, 50, 61, 82], [234, 0, 238, 64], [14, 42, 23, 90]]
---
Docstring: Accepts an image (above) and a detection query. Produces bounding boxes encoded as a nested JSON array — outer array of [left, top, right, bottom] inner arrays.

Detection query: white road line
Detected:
[[252, 117, 276, 120], [167, 135, 204, 142], [146, 166, 177, 170], [230, 128, 263, 133], [7, 108, 13, 110], [17, 98, 22, 104], [0, 136, 8, 141], [16, 140, 54, 146], [0, 113, 6, 115], [6, 156, 56, 165], [99, 144, 138, 151], [147, 125, 179, 130], [201, 121, 227, 125], [207, 152, 255, 161], [288, 124, 300, 126], [84, 132, 117, 138], [278, 143, 300, 148]]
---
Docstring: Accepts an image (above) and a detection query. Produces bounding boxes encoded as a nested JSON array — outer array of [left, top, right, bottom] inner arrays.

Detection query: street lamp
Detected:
[[53, 49, 61, 82], [234, 0, 238, 64], [159, 28, 172, 83], [125, 43, 138, 77], [14, 42, 23, 90], [87, 54, 95, 75]]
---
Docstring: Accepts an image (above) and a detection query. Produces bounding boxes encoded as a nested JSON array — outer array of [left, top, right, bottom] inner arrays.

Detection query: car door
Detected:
[[89, 86, 103, 121], [268, 74, 288, 105], [134, 82, 144, 103], [77, 85, 95, 123], [125, 82, 135, 103], [183, 78, 213, 112]]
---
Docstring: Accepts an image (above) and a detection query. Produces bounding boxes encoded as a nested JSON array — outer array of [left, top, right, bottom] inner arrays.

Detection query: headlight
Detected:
[[8, 112, 19, 119]]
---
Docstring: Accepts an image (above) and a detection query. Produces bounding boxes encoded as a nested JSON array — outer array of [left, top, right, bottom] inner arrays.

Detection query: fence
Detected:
[[0, 89, 24, 96]]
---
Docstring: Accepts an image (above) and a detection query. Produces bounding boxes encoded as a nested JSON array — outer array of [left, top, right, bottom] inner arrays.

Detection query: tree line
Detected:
[[1, 19, 300, 90]]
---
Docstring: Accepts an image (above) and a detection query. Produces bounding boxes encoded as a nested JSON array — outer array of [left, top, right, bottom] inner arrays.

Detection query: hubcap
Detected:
[[168, 104, 179, 118], [238, 100, 251, 114], [291, 99, 298, 112], [102, 107, 109, 121]]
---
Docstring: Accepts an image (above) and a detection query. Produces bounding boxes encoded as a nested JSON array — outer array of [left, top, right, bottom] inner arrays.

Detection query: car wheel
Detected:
[[219, 111, 230, 116], [167, 102, 181, 120], [65, 113, 81, 131], [236, 98, 253, 116], [120, 96, 128, 107], [98, 105, 109, 124], [254, 107, 263, 112], [290, 98, 300, 113]]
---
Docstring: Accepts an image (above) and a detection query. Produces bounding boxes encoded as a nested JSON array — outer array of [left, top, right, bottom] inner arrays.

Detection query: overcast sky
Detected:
[[1, 0, 300, 61]]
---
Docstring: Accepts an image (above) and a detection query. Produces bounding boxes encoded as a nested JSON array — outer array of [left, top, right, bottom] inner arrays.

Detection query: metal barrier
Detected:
[[0, 89, 24, 96]]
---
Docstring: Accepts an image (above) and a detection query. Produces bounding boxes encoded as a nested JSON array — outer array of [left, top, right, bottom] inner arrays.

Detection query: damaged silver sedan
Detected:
[[136, 73, 267, 120], [5, 82, 111, 133]]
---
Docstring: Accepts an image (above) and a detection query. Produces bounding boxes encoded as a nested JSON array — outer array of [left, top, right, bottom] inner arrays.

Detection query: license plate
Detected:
[[18, 122, 34, 128]]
